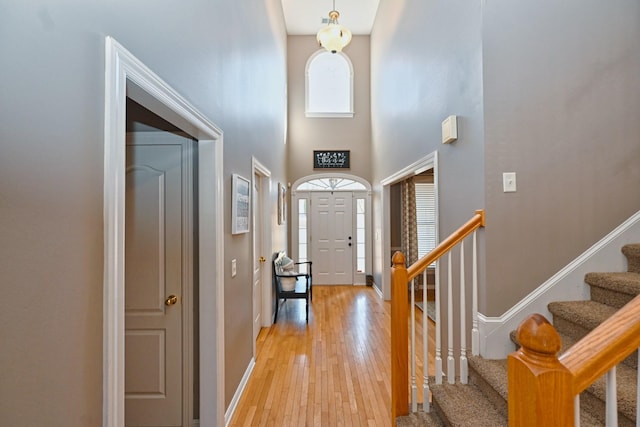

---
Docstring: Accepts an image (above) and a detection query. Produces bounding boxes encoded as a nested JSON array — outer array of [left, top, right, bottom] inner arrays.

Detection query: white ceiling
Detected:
[[280, 0, 380, 36]]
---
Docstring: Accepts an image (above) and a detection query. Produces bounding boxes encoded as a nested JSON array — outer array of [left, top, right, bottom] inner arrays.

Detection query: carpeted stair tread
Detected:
[[430, 382, 507, 427], [585, 272, 640, 296], [548, 300, 617, 333], [396, 410, 445, 427], [622, 244, 640, 273]]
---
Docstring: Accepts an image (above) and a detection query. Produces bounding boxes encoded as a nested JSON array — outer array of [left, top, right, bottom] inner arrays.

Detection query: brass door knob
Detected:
[[259, 256, 266, 263], [165, 295, 178, 306]]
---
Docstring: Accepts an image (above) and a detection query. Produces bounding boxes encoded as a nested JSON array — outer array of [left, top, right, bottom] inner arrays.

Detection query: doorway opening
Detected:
[[291, 174, 371, 286], [125, 99, 197, 426], [104, 37, 224, 427], [251, 158, 272, 346], [380, 152, 439, 300]]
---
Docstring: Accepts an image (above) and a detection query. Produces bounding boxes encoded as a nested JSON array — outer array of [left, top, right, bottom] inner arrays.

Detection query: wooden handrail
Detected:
[[560, 293, 640, 394], [508, 295, 640, 425], [391, 210, 485, 424], [406, 209, 485, 282]]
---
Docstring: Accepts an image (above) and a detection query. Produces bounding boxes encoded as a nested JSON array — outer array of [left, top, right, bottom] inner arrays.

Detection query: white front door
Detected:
[[125, 133, 192, 427], [311, 192, 353, 285], [252, 173, 263, 344]]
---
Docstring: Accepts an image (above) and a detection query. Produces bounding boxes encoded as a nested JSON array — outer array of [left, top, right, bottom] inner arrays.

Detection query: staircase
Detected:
[[397, 243, 640, 427]]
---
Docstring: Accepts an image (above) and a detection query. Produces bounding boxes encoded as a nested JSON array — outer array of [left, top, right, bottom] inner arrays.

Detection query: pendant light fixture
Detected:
[[316, 0, 352, 54]]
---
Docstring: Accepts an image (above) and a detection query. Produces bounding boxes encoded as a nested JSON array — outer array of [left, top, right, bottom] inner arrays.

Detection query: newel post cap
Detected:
[[517, 313, 562, 356]]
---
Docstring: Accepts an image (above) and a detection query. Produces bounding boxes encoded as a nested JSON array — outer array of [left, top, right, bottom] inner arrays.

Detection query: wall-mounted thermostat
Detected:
[[442, 115, 458, 144]]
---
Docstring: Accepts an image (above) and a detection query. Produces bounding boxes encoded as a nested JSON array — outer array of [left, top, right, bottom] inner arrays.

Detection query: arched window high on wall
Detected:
[[305, 50, 354, 118], [291, 174, 371, 286]]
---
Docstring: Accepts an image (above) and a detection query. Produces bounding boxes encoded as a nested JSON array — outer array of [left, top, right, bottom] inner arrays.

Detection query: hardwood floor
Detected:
[[229, 285, 435, 427]]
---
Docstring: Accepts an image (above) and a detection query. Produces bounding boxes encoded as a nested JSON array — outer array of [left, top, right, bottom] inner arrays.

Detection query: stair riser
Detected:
[[552, 316, 638, 369], [468, 369, 508, 419], [622, 244, 640, 273], [552, 316, 591, 342], [580, 391, 636, 427], [589, 287, 635, 310]]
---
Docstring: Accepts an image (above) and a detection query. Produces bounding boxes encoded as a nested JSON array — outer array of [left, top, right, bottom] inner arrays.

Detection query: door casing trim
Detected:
[[251, 158, 272, 336], [291, 173, 372, 286], [104, 36, 225, 427], [380, 151, 439, 300]]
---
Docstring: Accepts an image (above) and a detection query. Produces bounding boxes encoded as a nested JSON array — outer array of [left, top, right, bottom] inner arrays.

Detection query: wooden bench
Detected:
[[272, 251, 312, 323]]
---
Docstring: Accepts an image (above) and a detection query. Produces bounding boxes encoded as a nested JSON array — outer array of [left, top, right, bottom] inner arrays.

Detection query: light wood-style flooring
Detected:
[[229, 285, 435, 427]]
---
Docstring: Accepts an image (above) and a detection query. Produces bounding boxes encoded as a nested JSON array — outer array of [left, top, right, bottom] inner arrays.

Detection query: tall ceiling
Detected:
[[281, 0, 381, 35]]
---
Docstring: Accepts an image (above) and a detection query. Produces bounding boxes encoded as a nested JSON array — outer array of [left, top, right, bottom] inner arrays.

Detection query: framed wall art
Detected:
[[313, 150, 350, 169], [231, 173, 251, 234], [278, 183, 287, 225]]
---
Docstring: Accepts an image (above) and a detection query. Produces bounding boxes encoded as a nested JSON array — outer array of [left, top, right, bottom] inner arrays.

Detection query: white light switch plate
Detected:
[[503, 172, 517, 192], [231, 259, 237, 277]]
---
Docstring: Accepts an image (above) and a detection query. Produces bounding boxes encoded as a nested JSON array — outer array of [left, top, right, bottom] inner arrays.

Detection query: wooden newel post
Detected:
[[391, 251, 409, 423], [508, 314, 574, 426]]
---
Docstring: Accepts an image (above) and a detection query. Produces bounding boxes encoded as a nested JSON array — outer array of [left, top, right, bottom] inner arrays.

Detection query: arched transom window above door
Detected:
[[295, 176, 367, 191]]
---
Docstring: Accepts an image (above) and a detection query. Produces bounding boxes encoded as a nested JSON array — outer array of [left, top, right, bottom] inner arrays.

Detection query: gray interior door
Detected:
[[125, 132, 192, 427]]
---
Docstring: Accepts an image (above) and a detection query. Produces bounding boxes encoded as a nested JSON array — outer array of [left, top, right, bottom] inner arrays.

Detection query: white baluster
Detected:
[[606, 367, 618, 426], [471, 230, 479, 356], [411, 278, 417, 412], [459, 241, 468, 384], [447, 253, 455, 384], [435, 259, 443, 385], [422, 269, 430, 412]]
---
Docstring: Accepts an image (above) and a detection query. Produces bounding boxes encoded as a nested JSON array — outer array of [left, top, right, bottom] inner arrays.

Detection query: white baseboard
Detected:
[[224, 357, 256, 426], [479, 210, 640, 359], [372, 283, 383, 298]]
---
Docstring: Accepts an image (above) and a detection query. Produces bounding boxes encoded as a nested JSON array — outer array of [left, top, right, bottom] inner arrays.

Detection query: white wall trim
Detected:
[[379, 151, 439, 300], [224, 358, 256, 427], [479, 209, 640, 359], [103, 36, 225, 427], [380, 151, 438, 187], [252, 157, 273, 332]]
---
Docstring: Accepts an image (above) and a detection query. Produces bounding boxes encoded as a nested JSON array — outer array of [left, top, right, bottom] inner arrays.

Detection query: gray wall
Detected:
[[370, 0, 485, 291], [482, 0, 640, 315], [287, 35, 372, 185], [370, 0, 640, 317], [0, 0, 287, 424]]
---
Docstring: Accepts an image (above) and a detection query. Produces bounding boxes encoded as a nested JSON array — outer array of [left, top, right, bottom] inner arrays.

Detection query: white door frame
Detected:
[[291, 174, 372, 286], [252, 158, 272, 338], [380, 151, 439, 300], [104, 37, 225, 427]]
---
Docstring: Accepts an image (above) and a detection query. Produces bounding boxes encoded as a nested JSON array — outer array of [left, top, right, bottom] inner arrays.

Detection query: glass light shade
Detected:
[[317, 11, 352, 54]]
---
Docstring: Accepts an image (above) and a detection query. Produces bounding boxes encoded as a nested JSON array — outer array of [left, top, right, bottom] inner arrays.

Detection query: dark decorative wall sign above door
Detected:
[[313, 150, 350, 169]]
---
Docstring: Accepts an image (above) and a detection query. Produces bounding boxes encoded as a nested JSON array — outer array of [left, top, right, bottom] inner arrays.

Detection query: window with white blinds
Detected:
[[415, 183, 436, 258]]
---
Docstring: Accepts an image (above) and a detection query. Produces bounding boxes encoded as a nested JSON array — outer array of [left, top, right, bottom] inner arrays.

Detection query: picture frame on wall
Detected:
[[278, 183, 287, 225], [313, 150, 350, 169], [231, 173, 251, 234]]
